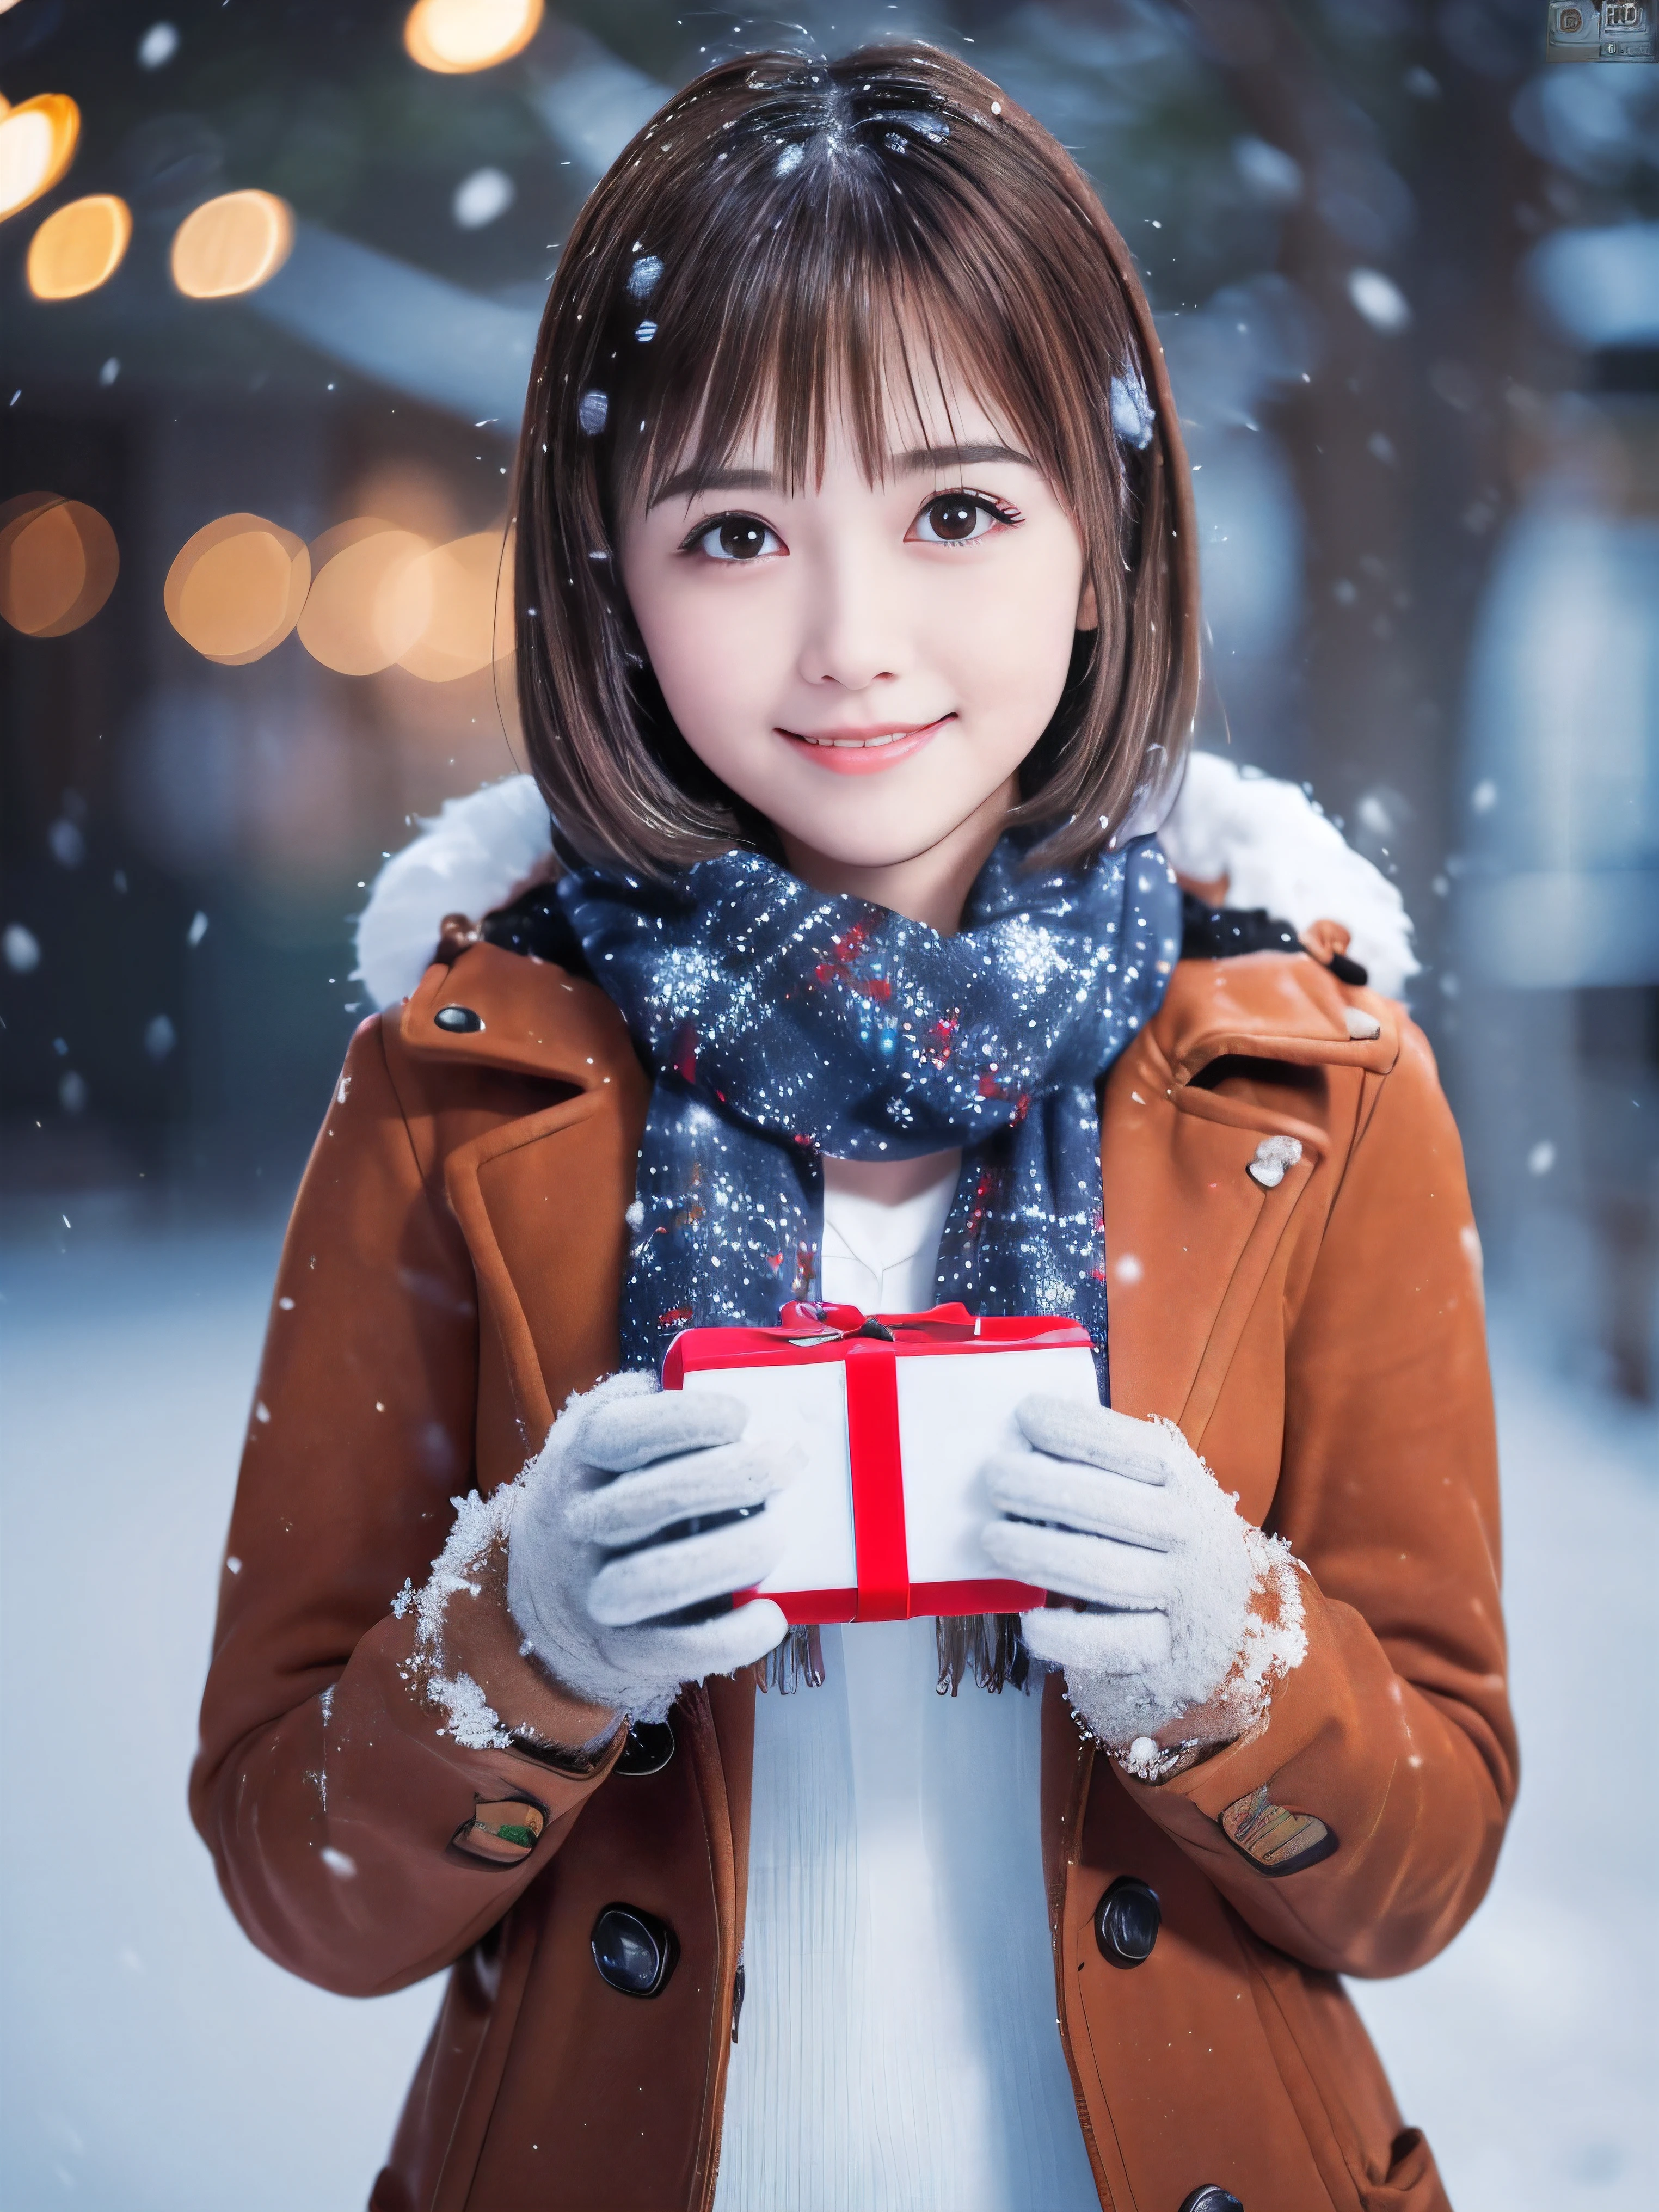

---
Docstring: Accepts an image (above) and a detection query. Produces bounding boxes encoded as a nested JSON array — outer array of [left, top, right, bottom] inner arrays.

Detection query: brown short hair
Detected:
[[513, 41, 1198, 876]]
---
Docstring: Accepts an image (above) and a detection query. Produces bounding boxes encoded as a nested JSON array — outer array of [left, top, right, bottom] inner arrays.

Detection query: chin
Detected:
[[777, 813, 964, 873]]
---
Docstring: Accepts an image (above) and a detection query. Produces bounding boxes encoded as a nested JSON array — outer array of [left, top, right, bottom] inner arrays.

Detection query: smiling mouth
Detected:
[[779, 714, 954, 771]]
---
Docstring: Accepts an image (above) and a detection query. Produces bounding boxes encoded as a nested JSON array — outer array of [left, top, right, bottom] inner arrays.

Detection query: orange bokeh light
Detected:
[[0, 493, 118, 636], [0, 93, 79, 222], [27, 193, 133, 300], [298, 522, 433, 675], [398, 529, 514, 682], [165, 515, 311, 665], [404, 0, 543, 74], [170, 189, 294, 300]]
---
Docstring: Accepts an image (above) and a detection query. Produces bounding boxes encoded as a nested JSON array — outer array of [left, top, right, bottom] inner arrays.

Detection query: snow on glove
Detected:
[[979, 1396, 1306, 1754], [506, 1371, 796, 1724]]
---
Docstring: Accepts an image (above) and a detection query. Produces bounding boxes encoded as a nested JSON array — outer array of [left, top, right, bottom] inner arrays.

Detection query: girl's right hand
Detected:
[[506, 1372, 794, 1723]]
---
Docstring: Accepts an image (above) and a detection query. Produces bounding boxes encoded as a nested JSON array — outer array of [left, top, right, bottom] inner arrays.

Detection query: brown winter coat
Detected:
[[191, 937, 1515, 2212]]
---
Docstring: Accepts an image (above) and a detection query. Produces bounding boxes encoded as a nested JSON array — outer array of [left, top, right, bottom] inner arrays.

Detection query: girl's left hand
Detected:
[[979, 1397, 1305, 1755]]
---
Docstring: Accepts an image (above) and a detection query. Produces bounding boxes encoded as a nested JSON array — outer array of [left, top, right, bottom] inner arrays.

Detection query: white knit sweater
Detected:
[[712, 1156, 1099, 2212]]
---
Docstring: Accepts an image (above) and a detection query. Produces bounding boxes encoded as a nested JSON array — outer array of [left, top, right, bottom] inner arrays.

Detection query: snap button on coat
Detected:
[[591, 1904, 678, 1997], [1178, 2189, 1244, 2212], [615, 1718, 675, 1775], [1095, 1876, 1161, 1967], [1247, 1134, 1302, 1189], [433, 1004, 484, 1033]]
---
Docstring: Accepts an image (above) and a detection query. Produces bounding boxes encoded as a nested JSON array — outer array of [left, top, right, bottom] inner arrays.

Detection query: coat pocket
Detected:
[[1360, 2127, 1447, 2210], [1238, 1931, 1451, 2212]]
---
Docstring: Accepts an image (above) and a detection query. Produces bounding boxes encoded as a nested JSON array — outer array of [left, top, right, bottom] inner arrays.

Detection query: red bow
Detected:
[[775, 1299, 978, 1343]]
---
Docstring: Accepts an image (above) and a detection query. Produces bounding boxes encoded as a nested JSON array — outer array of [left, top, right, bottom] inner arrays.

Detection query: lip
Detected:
[[778, 715, 953, 777]]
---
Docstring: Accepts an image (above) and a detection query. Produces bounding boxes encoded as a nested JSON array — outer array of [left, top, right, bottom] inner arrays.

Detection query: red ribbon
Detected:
[[842, 1338, 910, 1621]]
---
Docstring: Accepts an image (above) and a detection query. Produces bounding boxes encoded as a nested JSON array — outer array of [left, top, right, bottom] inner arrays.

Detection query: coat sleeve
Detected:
[[1121, 1020, 1519, 1977], [189, 1017, 621, 2000]]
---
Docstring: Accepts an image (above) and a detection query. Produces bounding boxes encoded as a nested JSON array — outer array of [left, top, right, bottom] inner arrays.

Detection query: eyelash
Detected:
[[678, 489, 1025, 561]]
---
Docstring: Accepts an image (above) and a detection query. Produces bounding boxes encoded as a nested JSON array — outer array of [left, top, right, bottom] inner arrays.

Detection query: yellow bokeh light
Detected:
[[170, 189, 294, 300], [27, 193, 133, 300], [398, 530, 513, 682], [404, 0, 543, 74], [0, 491, 118, 636], [0, 93, 80, 222], [164, 514, 311, 665], [298, 522, 433, 676]]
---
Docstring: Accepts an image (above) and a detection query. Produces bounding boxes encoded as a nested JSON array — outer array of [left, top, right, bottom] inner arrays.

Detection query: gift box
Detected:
[[661, 1301, 1101, 1624]]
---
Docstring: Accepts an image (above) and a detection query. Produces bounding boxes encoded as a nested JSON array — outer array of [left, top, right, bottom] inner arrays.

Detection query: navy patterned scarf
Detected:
[[557, 833, 1181, 1390]]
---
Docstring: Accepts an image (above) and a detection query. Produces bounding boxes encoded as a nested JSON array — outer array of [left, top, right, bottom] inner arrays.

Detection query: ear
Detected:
[[1076, 575, 1098, 632]]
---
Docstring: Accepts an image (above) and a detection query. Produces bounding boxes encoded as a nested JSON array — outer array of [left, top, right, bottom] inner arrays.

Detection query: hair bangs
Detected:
[[620, 151, 1073, 518]]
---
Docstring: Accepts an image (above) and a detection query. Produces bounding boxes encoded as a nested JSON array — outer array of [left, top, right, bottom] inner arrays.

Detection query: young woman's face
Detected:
[[617, 374, 1095, 878]]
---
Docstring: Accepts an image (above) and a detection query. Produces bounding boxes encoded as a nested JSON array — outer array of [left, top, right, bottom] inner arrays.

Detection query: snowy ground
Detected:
[[1, 1221, 1654, 2210]]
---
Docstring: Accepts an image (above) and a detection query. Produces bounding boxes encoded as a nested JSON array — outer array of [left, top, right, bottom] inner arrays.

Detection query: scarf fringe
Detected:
[[758, 1623, 827, 1693], [757, 1615, 1031, 1694], [935, 1612, 1032, 1695]]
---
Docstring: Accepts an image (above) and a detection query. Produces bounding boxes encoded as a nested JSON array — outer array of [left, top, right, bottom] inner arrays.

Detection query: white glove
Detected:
[[980, 1396, 1305, 1754], [506, 1372, 795, 1724]]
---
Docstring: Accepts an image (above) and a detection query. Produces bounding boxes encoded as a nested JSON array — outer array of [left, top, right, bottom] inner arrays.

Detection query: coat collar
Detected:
[[400, 941, 642, 1092], [398, 935, 1399, 1097]]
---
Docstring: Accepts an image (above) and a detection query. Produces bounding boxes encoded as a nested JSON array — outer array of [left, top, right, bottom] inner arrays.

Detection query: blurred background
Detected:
[[1, 1, 1654, 2206]]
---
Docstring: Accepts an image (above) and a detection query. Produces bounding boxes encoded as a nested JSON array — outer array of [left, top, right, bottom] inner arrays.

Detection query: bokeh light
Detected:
[[138, 21, 180, 69], [404, 0, 543, 75], [164, 514, 311, 664], [27, 194, 133, 300], [0, 93, 81, 222], [397, 529, 513, 681], [297, 521, 432, 675], [0, 492, 119, 636], [170, 189, 294, 300]]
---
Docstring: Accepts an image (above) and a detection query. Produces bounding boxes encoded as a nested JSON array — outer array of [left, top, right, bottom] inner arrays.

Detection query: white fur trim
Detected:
[[1159, 752, 1418, 999], [354, 758, 1418, 1010], [353, 776, 553, 1011]]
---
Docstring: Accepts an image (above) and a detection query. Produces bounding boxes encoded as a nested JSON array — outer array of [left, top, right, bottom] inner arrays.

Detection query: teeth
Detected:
[[801, 730, 907, 748]]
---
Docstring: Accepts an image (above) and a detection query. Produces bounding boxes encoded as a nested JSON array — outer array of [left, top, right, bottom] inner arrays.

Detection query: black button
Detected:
[[1179, 2190, 1243, 2212], [615, 1718, 675, 1777], [591, 1904, 678, 1997], [1095, 1876, 1160, 1967], [433, 1004, 483, 1033]]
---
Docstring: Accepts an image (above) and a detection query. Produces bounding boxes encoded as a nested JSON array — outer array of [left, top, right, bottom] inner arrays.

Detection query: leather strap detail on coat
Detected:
[[1220, 1786, 1338, 1876]]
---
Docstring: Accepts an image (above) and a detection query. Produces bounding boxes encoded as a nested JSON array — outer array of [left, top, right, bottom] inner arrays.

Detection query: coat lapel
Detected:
[[398, 945, 650, 1453], [1100, 955, 1394, 1453]]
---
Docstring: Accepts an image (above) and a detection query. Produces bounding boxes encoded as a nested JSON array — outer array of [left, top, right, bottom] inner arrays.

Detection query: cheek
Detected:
[[926, 544, 1082, 709], [626, 564, 784, 748]]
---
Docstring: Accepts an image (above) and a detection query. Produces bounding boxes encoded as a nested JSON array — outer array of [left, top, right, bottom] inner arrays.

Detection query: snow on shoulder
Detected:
[[1159, 752, 1418, 1000], [353, 775, 554, 1011]]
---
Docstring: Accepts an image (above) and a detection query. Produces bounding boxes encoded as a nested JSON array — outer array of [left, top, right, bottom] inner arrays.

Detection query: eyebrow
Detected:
[[650, 442, 1036, 508]]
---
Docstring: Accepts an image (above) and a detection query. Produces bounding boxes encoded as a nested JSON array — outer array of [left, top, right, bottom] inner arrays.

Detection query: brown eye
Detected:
[[910, 491, 1015, 547], [684, 513, 782, 561], [925, 495, 979, 542], [710, 516, 773, 560]]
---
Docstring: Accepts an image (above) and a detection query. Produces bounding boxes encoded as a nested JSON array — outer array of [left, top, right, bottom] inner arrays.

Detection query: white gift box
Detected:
[[662, 1301, 1101, 1624]]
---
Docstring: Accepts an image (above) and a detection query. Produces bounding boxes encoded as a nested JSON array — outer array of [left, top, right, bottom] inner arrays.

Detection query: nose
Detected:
[[795, 540, 905, 693]]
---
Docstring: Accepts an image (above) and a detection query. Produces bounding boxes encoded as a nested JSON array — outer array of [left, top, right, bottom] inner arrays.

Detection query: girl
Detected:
[[193, 44, 1514, 2212]]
